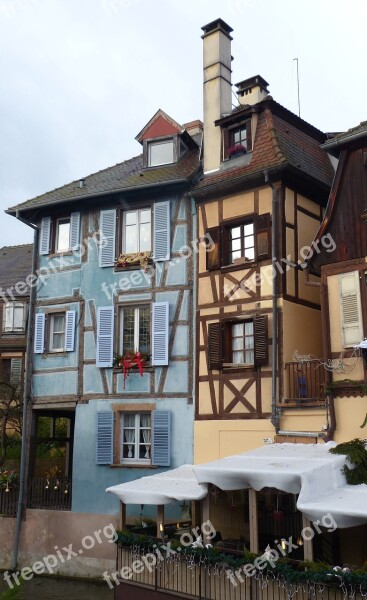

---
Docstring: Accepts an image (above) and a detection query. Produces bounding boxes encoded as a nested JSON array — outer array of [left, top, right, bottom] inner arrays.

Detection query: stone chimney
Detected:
[[202, 19, 233, 173], [235, 75, 269, 106]]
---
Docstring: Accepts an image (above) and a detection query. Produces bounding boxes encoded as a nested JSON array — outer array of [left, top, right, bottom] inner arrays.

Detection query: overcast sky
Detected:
[[1, 0, 366, 247]]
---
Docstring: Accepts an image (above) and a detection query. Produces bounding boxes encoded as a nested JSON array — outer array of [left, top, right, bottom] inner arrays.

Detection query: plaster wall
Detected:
[[0, 510, 116, 578]]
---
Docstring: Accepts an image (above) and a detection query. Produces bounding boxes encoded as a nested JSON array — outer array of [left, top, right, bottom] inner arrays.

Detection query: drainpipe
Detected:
[[11, 219, 39, 572], [265, 173, 280, 430]]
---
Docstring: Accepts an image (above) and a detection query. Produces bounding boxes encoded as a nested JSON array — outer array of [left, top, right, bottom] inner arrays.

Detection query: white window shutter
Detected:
[[70, 212, 80, 250], [339, 271, 363, 347], [39, 217, 51, 256], [151, 302, 169, 366], [152, 410, 171, 467], [34, 313, 46, 354], [99, 209, 116, 267], [10, 358, 22, 385], [153, 201, 170, 261], [96, 411, 114, 465], [96, 306, 114, 367], [65, 310, 76, 352]]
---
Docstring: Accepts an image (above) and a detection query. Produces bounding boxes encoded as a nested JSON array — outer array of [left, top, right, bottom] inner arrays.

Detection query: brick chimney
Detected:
[[202, 19, 233, 173]]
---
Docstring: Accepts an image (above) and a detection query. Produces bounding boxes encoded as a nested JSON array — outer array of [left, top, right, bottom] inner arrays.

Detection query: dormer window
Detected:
[[222, 119, 252, 160], [148, 139, 174, 167]]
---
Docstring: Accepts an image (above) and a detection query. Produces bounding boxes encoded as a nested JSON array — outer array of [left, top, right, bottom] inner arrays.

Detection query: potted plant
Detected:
[[228, 143, 246, 159], [115, 251, 151, 271], [114, 351, 149, 388]]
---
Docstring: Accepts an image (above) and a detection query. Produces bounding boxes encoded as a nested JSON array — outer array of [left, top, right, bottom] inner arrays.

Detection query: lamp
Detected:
[[159, 523, 164, 533], [297, 536, 303, 546], [281, 539, 287, 551]]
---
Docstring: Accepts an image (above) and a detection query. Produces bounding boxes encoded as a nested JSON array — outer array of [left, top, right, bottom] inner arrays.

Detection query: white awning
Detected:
[[194, 442, 367, 528], [106, 464, 208, 505]]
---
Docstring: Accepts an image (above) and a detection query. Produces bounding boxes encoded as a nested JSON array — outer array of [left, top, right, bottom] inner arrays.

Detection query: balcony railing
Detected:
[[115, 545, 365, 600], [27, 477, 71, 510], [284, 360, 326, 405]]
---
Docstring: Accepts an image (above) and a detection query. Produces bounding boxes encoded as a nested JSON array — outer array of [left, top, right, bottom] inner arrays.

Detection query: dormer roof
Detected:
[[135, 109, 183, 143]]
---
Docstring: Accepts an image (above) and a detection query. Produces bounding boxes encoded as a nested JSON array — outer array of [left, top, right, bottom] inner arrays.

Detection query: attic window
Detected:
[[223, 119, 252, 160], [148, 140, 174, 167]]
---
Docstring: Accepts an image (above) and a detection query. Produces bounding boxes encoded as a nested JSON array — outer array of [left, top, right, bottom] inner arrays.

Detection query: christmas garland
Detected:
[[116, 531, 367, 590], [329, 438, 367, 485]]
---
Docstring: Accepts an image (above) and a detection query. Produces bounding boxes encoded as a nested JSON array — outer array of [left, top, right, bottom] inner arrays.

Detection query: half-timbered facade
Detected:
[[5, 111, 201, 575], [192, 20, 335, 463], [308, 122, 367, 443]]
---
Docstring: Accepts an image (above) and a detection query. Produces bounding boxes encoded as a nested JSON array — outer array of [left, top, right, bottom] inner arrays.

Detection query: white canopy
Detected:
[[106, 464, 208, 505], [194, 442, 367, 528]]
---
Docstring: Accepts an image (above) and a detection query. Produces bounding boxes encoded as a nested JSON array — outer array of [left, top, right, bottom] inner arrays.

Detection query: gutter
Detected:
[[264, 172, 280, 430], [322, 128, 367, 152], [11, 220, 39, 571]]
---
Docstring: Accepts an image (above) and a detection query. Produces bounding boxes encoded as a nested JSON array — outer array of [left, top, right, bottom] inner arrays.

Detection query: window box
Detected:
[[228, 143, 247, 159], [115, 251, 152, 271], [114, 351, 150, 388]]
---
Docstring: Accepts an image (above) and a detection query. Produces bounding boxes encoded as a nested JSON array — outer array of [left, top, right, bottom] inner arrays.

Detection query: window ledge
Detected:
[[222, 363, 255, 373], [42, 351, 68, 358], [113, 366, 154, 373], [109, 463, 158, 469], [48, 251, 74, 259], [221, 261, 256, 273], [220, 151, 252, 171]]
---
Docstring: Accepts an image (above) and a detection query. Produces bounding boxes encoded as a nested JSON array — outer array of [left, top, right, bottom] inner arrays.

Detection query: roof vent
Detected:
[[79, 179, 86, 189]]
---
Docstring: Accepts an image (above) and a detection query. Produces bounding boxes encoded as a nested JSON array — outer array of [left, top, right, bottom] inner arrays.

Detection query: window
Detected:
[[119, 305, 151, 355], [3, 302, 26, 333], [229, 222, 255, 263], [96, 409, 171, 467], [208, 315, 268, 369], [231, 321, 254, 364], [49, 313, 66, 352], [123, 209, 152, 254], [39, 212, 80, 256], [148, 140, 174, 167], [121, 412, 151, 463], [34, 310, 76, 354], [0, 357, 22, 387], [56, 218, 71, 253], [206, 214, 271, 270], [223, 120, 252, 159]]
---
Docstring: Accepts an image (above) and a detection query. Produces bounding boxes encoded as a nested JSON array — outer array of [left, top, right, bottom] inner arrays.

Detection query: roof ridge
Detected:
[[0, 244, 33, 251], [264, 108, 287, 164]]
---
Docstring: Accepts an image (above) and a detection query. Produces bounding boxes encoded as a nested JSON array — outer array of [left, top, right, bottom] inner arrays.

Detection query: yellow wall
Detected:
[[194, 420, 275, 463], [333, 396, 367, 443], [282, 300, 323, 363]]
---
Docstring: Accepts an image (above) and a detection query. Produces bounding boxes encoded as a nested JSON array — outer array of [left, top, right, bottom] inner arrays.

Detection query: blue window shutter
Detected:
[[152, 410, 171, 467], [70, 212, 80, 250], [153, 201, 170, 261], [96, 411, 114, 465], [39, 217, 51, 256], [151, 302, 169, 366], [34, 313, 46, 354], [96, 306, 114, 367], [65, 310, 76, 352], [99, 209, 116, 267]]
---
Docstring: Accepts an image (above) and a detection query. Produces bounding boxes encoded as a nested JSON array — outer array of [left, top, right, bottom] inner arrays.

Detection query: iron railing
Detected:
[[27, 477, 71, 510], [0, 487, 18, 516]]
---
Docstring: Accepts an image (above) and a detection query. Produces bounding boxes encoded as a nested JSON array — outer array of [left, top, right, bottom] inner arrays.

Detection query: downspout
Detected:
[[264, 173, 280, 430], [11, 218, 39, 572]]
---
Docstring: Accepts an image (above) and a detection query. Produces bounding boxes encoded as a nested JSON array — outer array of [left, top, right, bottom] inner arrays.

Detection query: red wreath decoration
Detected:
[[117, 352, 146, 388]]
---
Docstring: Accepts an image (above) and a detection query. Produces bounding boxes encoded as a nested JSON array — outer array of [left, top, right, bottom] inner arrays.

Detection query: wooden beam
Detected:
[[120, 502, 126, 530], [302, 514, 314, 561], [249, 489, 259, 553], [157, 505, 165, 540], [201, 495, 210, 544]]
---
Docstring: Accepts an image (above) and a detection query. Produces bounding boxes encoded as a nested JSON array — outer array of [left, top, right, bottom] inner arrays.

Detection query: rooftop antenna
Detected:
[[293, 58, 301, 117]]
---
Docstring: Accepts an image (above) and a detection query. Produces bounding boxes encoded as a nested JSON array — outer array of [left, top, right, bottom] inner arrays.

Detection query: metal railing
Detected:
[[0, 487, 18, 516], [284, 360, 326, 404], [27, 477, 71, 510], [115, 545, 365, 600]]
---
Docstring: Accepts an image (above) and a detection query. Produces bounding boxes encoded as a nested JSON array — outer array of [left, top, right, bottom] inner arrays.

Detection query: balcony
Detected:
[[283, 360, 326, 406]]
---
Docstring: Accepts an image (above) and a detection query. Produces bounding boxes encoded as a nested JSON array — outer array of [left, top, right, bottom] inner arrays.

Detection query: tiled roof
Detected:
[[0, 244, 33, 296], [8, 147, 200, 215], [328, 121, 367, 142], [194, 99, 334, 194]]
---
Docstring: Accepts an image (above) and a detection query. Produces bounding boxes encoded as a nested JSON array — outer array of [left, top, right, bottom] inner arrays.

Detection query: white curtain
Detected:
[[141, 414, 151, 459]]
